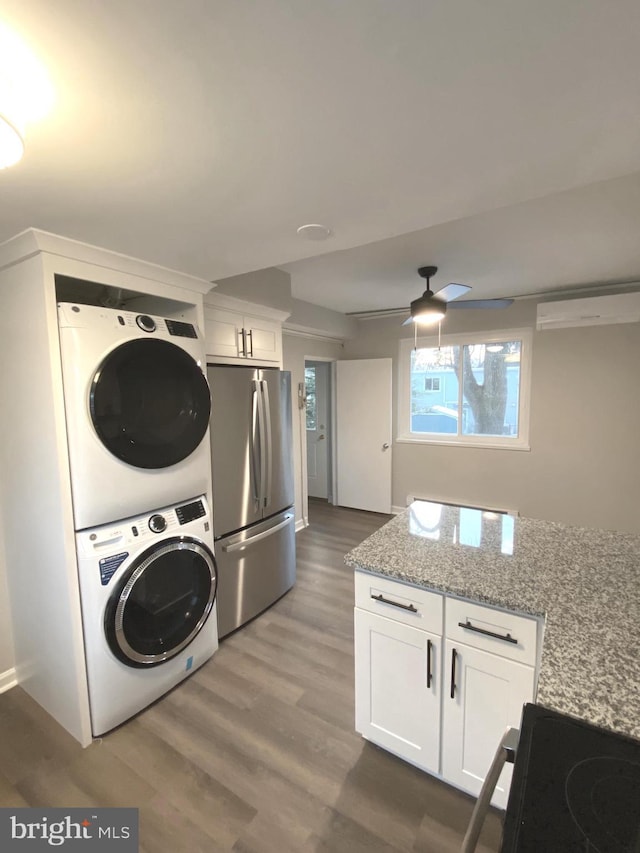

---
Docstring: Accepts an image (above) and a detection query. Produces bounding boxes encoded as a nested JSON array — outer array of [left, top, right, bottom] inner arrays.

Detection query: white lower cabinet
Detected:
[[355, 609, 441, 773], [441, 640, 536, 809], [354, 570, 539, 809]]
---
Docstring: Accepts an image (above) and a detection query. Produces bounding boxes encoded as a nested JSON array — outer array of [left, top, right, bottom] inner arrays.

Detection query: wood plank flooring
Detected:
[[0, 500, 503, 852]]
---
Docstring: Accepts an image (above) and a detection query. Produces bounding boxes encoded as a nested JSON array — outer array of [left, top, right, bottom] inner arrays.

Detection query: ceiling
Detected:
[[2, 1, 640, 314]]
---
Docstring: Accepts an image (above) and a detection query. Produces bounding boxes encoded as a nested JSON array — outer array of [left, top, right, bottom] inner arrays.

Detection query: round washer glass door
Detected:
[[105, 537, 217, 667], [90, 338, 211, 469]]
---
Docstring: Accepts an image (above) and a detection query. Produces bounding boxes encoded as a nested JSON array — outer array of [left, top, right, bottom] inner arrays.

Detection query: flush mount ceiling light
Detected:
[[0, 22, 55, 170], [0, 114, 24, 168], [296, 223, 332, 241]]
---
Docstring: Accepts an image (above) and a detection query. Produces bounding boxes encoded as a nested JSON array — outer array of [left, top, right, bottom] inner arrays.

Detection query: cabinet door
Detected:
[[355, 608, 440, 774], [204, 307, 244, 359], [245, 316, 282, 363], [441, 640, 535, 809]]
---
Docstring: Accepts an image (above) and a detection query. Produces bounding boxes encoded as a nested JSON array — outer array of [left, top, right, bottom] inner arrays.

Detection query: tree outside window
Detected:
[[400, 330, 530, 448], [304, 366, 317, 430]]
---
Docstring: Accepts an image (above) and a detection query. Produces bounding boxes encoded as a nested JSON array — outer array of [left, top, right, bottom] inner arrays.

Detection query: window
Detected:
[[398, 329, 531, 449], [304, 366, 317, 430]]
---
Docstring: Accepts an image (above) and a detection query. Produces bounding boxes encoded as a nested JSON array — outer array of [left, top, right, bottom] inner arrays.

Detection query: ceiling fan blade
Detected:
[[433, 283, 472, 303], [447, 298, 514, 309], [401, 315, 414, 325]]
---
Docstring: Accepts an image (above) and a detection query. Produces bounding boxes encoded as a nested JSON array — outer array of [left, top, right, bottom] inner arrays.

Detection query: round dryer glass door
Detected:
[[90, 338, 211, 469], [106, 537, 217, 667]]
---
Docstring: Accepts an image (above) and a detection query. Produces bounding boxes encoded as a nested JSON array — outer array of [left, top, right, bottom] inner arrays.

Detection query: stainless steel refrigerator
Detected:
[[207, 365, 296, 638]]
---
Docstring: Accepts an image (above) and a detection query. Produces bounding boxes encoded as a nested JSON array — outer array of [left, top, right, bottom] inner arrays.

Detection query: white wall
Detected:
[[342, 301, 640, 533], [0, 513, 15, 685], [282, 332, 345, 527]]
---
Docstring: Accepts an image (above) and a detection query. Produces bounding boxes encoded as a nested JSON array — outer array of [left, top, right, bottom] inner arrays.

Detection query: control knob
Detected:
[[148, 514, 167, 534], [136, 314, 156, 333]]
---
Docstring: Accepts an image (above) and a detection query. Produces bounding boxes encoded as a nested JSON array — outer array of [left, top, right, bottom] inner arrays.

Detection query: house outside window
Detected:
[[398, 328, 532, 449]]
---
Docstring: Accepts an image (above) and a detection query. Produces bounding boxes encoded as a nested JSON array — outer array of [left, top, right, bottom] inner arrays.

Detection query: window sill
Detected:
[[396, 436, 531, 452]]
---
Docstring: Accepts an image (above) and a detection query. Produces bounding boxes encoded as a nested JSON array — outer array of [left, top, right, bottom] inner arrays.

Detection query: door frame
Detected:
[[301, 356, 335, 526]]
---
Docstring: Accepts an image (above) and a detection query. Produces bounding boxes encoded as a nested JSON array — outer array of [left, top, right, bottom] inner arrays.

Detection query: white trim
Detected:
[[0, 228, 213, 293], [295, 517, 308, 532], [204, 289, 291, 323], [283, 325, 345, 344], [0, 667, 18, 694], [397, 327, 532, 450], [390, 505, 405, 515]]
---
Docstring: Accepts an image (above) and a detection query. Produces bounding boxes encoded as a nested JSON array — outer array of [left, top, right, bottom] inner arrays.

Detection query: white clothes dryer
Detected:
[[58, 302, 212, 531], [76, 495, 218, 737]]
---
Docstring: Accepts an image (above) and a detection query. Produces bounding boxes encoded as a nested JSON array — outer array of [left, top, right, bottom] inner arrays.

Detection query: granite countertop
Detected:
[[345, 501, 640, 740]]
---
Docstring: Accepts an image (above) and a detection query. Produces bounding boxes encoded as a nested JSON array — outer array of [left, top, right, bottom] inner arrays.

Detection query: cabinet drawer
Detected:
[[355, 571, 443, 634], [445, 597, 537, 666]]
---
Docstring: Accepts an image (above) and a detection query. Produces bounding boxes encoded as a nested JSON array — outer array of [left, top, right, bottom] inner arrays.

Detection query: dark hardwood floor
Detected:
[[0, 500, 502, 852]]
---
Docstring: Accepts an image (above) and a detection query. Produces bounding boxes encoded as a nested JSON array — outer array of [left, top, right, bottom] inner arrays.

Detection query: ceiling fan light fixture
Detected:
[[410, 295, 447, 325]]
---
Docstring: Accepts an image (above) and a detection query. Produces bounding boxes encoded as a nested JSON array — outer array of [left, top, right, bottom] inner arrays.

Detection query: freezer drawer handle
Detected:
[[221, 515, 294, 553], [458, 620, 518, 645], [370, 593, 418, 613]]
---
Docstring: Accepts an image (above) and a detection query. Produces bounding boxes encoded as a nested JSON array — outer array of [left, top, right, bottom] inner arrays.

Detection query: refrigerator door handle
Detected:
[[251, 382, 262, 506], [261, 379, 273, 509], [255, 378, 268, 507], [221, 513, 294, 552]]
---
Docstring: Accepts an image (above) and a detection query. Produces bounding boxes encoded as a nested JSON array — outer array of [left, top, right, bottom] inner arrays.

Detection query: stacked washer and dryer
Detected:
[[57, 301, 218, 736]]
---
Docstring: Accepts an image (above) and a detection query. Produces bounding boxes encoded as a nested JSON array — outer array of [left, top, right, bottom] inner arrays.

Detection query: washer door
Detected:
[[105, 537, 217, 668], [90, 338, 211, 469]]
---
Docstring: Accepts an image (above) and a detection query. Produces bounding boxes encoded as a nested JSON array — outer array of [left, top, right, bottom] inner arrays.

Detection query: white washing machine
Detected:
[[76, 495, 218, 737], [57, 302, 212, 531]]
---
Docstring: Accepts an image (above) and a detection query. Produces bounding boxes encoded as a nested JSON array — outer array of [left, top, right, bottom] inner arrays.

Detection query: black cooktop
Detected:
[[502, 703, 640, 852]]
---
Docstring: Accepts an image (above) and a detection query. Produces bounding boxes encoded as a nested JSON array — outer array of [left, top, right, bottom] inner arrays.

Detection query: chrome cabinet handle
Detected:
[[370, 593, 417, 613], [246, 328, 253, 356], [458, 620, 518, 645]]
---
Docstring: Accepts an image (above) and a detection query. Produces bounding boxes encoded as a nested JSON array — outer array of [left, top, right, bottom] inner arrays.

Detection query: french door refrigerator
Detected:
[[207, 365, 296, 638]]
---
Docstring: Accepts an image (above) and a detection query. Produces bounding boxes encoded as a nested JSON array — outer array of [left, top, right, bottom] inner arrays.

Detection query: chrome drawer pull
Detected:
[[458, 620, 518, 644], [371, 593, 418, 613]]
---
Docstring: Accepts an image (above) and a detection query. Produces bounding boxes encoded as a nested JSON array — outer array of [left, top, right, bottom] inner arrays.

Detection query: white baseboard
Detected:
[[0, 667, 17, 694], [295, 518, 308, 532], [391, 505, 405, 515]]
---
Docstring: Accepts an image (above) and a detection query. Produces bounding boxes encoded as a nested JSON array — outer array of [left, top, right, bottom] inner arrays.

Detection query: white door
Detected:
[[305, 361, 329, 499], [335, 358, 392, 513], [355, 609, 441, 774], [441, 641, 536, 809]]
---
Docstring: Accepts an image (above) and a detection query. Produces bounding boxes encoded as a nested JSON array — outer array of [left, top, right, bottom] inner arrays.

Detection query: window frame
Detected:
[[397, 327, 532, 450]]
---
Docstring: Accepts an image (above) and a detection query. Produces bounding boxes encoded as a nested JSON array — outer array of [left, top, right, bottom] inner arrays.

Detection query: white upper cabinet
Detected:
[[204, 292, 289, 366]]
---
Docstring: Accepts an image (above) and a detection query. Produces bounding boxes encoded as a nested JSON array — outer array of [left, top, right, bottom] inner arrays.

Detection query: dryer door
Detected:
[[105, 537, 217, 667], [90, 338, 211, 469]]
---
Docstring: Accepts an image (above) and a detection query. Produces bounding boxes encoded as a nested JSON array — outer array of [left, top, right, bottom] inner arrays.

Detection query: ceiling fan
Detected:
[[348, 266, 514, 324], [403, 266, 513, 325]]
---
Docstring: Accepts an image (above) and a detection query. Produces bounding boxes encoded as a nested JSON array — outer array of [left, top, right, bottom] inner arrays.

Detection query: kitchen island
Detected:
[[345, 500, 640, 741]]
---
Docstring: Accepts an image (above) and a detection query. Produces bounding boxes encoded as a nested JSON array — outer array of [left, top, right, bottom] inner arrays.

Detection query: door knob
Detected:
[[318, 434, 325, 441], [382, 442, 390, 450]]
